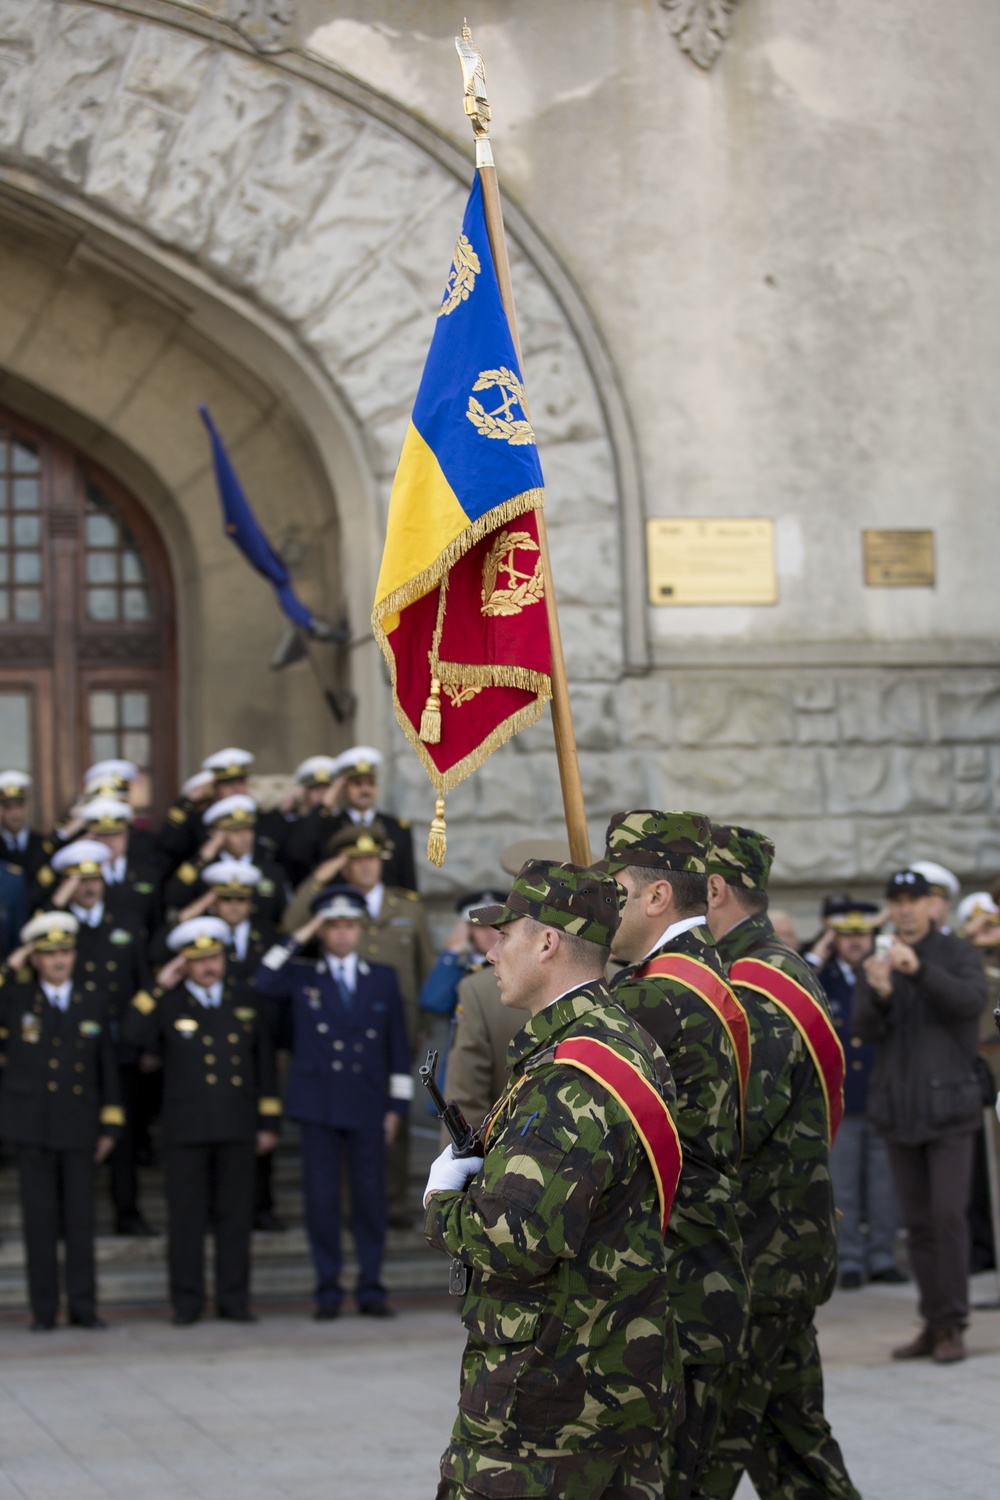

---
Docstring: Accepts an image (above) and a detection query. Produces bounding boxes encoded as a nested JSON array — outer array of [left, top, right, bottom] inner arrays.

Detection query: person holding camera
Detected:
[[852, 868, 988, 1364]]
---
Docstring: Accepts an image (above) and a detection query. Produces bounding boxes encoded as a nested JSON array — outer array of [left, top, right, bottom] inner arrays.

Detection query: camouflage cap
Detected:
[[469, 859, 623, 947], [597, 808, 712, 875], [706, 823, 775, 890]]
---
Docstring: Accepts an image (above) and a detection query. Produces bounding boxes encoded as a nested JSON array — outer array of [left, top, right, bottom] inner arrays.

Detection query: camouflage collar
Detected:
[[645, 920, 714, 962], [713, 911, 775, 965], [508, 979, 611, 1068]]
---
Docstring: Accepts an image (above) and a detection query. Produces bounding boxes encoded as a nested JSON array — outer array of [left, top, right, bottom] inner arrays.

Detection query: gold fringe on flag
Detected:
[[419, 676, 442, 744], [427, 796, 447, 867]]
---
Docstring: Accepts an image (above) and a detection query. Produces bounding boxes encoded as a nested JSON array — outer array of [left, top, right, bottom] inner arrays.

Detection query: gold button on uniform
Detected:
[[851, 1038, 862, 1049], [230, 1055, 240, 1065], [204, 1054, 216, 1065], [52, 1037, 61, 1048], [75, 1062, 84, 1073], [47, 1081, 57, 1092], [73, 1085, 82, 1095], [48, 1058, 59, 1070], [228, 1033, 239, 1044], [232, 1076, 242, 1087], [203, 1036, 214, 1046], [206, 1074, 217, 1085]]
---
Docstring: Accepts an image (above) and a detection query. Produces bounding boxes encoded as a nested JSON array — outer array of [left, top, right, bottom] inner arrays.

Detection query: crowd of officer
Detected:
[[0, 746, 433, 1329]]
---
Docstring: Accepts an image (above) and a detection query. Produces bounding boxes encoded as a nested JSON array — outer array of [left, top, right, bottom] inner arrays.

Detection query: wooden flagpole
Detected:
[[456, 25, 592, 867]]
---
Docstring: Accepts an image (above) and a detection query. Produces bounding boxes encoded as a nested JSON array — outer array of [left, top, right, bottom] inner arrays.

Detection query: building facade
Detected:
[[0, 0, 996, 900]]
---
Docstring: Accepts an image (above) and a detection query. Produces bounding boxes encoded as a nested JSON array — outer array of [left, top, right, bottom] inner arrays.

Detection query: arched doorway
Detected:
[[0, 407, 177, 829]]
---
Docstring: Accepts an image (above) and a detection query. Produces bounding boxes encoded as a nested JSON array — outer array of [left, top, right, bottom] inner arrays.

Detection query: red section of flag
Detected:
[[387, 509, 551, 782]]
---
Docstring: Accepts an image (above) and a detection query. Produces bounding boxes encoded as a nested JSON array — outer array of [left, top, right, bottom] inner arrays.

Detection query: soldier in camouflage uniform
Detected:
[[423, 861, 683, 1500], [599, 810, 749, 1500], [701, 826, 860, 1500]]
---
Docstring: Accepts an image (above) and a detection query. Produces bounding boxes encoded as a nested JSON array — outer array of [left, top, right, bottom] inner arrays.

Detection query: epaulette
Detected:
[[14, 966, 31, 984], [404, 889, 419, 902], [42, 839, 54, 854], [131, 991, 156, 1015], [398, 817, 410, 830], [177, 862, 198, 885], [37, 866, 54, 887], [168, 806, 187, 825]]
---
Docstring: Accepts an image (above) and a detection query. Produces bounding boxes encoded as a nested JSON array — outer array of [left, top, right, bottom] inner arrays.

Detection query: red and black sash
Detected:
[[730, 957, 846, 1144], [637, 952, 751, 1137], [553, 1037, 682, 1235]]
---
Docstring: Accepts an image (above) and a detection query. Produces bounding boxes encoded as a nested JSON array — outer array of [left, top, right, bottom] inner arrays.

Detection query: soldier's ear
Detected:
[[706, 874, 727, 909]]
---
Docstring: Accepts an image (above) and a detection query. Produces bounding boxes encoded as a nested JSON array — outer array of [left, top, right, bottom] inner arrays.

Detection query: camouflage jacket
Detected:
[[715, 913, 837, 1315], [424, 979, 681, 1455], [612, 923, 748, 1364]]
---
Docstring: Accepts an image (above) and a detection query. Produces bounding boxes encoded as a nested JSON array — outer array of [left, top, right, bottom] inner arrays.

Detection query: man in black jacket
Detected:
[[49, 839, 157, 1238], [853, 868, 988, 1364], [122, 916, 280, 1326], [0, 911, 122, 1331]]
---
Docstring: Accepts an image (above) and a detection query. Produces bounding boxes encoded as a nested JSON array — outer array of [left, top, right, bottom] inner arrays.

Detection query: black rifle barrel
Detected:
[[419, 1048, 483, 1157]]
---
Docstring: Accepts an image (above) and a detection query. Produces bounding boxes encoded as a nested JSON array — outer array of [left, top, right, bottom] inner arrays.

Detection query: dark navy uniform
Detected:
[[254, 936, 410, 1312], [0, 970, 122, 1327], [165, 850, 286, 927], [71, 908, 155, 1232], [122, 975, 280, 1321]]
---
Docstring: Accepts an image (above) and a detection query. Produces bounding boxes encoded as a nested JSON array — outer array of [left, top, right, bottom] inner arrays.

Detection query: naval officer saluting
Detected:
[[255, 886, 411, 1320]]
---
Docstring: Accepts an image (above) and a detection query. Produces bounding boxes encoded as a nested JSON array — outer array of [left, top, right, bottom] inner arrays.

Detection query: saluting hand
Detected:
[[4, 940, 35, 972], [179, 889, 216, 923], [155, 954, 188, 989], [321, 774, 347, 811], [52, 873, 80, 910], [292, 912, 327, 947]]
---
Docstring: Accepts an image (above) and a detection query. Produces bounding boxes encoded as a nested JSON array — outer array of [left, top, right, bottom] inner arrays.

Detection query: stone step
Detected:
[[0, 1125, 446, 1309]]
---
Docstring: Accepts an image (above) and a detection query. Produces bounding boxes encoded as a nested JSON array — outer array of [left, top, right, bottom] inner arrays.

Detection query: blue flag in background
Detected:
[[198, 404, 315, 631]]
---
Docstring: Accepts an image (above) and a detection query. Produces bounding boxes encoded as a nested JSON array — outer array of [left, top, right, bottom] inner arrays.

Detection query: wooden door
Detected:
[[0, 409, 177, 830]]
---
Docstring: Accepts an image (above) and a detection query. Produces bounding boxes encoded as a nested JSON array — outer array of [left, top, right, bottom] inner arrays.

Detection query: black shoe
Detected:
[[69, 1315, 107, 1329], [218, 1309, 258, 1323], [839, 1271, 864, 1290], [29, 1319, 55, 1333], [254, 1211, 287, 1233], [359, 1301, 395, 1319], [116, 1215, 159, 1238], [313, 1304, 341, 1321], [171, 1312, 201, 1327], [869, 1266, 909, 1285]]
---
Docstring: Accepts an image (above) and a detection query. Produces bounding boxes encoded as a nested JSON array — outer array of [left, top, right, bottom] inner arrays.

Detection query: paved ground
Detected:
[[0, 1275, 996, 1500]]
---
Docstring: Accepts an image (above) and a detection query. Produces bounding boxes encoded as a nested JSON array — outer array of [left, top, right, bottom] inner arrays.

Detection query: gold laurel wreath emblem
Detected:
[[481, 530, 545, 617], [441, 684, 484, 709], [466, 368, 536, 446], [438, 233, 481, 317]]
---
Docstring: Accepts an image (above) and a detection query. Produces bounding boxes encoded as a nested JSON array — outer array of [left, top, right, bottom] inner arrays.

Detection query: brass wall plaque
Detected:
[[862, 530, 935, 587], [647, 518, 777, 606]]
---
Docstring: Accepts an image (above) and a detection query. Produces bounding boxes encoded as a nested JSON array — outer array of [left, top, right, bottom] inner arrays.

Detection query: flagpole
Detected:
[[457, 27, 592, 867]]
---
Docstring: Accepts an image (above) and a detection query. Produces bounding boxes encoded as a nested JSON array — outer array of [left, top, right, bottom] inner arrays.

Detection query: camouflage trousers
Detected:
[[699, 1312, 861, 1500], [436, 1441, 664, 1499], [660, 1363, 726, 1500]]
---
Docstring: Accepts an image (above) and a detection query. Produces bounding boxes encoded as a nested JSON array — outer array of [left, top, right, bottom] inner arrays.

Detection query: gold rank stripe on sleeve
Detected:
[[638, 952, 751, 1144], [729, 956, 846, 1146], [554, 1038, 683, 1235], [131, 991, 156, 1014], [100, 1106, 125, 1126], [258, 1097, 281, 1116]]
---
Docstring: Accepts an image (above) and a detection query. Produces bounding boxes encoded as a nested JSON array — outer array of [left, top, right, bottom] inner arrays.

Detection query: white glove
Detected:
[[423, 1144, 484, 1207]]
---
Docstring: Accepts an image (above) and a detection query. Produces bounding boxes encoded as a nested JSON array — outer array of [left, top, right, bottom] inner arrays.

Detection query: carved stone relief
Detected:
[[660, 0, 741, 70]]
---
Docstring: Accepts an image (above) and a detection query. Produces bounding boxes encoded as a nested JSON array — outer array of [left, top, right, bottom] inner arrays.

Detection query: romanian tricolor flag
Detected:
[[372, 174, 552, 863]]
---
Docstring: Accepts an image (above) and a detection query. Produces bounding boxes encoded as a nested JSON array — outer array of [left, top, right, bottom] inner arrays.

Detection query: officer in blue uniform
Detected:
[[255, 885, 410, 1320], [805, 895, 904, 1288]]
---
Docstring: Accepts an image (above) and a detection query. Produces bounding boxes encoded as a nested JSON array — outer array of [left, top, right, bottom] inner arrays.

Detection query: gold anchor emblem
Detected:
[[439, 232, 480, 317], [481, 530, 545, 616], [466, 367, 536, 446]]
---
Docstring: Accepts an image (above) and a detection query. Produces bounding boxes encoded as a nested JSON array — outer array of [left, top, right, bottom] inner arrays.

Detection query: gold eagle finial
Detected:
[[456, 23, 490, 137]]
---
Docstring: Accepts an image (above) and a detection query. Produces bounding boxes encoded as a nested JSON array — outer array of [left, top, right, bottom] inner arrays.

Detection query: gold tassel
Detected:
[[420, 676, 442, 744], [427, 796, 447, 867]]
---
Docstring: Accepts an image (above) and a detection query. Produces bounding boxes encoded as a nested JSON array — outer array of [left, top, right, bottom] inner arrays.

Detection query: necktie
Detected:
[[336, 962, 353, 1002]]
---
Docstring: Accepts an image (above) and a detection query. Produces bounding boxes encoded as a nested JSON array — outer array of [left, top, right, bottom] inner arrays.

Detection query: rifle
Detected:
[[419, 1048, 484, 1157]]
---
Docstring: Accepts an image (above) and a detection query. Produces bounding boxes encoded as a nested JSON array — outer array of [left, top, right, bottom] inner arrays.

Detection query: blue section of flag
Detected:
[[198, 405, 314, 631], [411, 173, 544, 523]]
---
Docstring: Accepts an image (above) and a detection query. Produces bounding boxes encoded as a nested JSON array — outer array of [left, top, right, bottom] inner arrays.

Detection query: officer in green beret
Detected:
[[700, 825, 860, 1500], [424, 860, 683, 1500], [598, 810, 749, 1500]]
